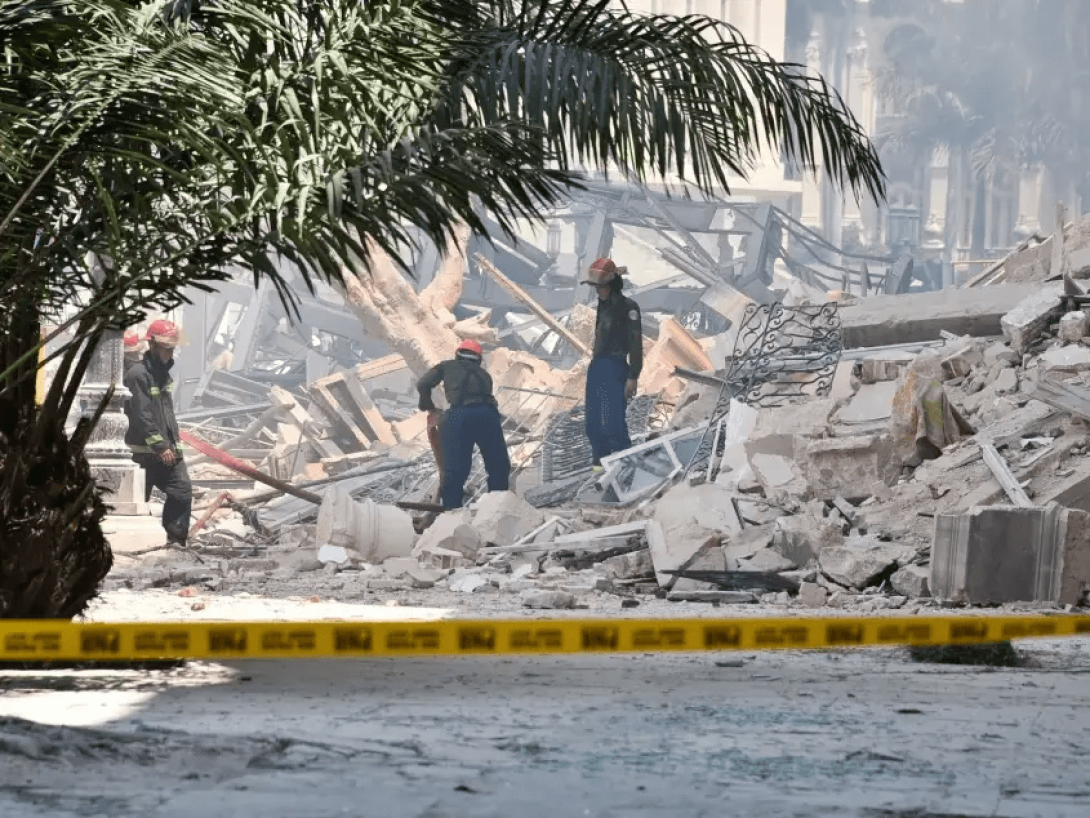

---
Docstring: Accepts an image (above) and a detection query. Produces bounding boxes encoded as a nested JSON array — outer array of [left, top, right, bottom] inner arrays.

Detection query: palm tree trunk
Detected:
[[0, 270, 113, 620]]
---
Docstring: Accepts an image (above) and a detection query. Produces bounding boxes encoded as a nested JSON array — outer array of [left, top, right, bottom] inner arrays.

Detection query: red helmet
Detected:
[[123, 330, 142, 350], [145, 319, 180, 347], [582, 257, 625, 286], [456, 339, 483, 358]]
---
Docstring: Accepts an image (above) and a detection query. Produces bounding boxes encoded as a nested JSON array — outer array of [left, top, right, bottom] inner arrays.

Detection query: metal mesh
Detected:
[[539, 394, 659, 484]]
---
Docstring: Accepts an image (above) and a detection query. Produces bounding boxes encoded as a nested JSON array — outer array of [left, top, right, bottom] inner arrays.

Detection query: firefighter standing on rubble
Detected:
[[584, 257, 642, 472], [123, 319, 193, 546], [417, 339, 512, 509]]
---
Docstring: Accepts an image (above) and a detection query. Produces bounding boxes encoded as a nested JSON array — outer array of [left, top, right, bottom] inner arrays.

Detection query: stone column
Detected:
[[1012, 165, 1044, 243], [78, 329, 147, 515], [840, 26, 869, 246], [798, 26, 825, 231]]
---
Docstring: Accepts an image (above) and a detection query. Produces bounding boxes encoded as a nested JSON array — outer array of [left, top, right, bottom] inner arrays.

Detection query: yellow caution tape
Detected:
[[0, 615, 1088, 661]]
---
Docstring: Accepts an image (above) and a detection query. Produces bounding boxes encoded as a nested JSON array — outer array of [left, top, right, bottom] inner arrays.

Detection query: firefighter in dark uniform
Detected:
[[417, 340, 512, 509], [583, 257, 642, 471], [123, 319, 192, 545]]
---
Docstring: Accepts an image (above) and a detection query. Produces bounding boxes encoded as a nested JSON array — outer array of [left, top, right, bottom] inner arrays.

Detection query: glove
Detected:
[[158, 448, 176, 466], [624, 379, 637, 401]]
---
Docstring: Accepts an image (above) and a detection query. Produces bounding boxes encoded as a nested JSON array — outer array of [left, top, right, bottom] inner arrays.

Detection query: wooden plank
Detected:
[[338, 373, 397, 446], [354, 354, 409, 381], [474, 254, 592, 357], [269, 385, 344, 460], [308, 381, 370, 452], [980, 442, 1034, 508]]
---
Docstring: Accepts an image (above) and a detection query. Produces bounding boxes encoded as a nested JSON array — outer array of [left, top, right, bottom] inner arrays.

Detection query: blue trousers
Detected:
[[585, 354, 631, 463], [441, 403, 511, 509]]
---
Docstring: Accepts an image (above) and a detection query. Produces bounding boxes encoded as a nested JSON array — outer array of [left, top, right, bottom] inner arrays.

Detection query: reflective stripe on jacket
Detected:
[[123, 352, 183, 456]]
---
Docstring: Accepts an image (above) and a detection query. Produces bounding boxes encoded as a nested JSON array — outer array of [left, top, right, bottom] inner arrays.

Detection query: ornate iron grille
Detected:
[[681, 302, 843, 480]]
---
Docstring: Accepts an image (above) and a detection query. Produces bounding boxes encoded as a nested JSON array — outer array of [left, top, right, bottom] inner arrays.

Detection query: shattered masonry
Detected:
[[82, 191, 1090, 612]]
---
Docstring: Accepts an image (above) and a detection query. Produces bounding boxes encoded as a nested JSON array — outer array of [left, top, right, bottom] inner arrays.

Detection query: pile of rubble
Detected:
[[114, 206, 1090, 614]]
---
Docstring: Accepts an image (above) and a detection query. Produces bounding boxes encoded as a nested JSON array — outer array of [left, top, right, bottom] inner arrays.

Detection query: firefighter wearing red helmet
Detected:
[[583, 257, 642, 470], [416, 339, 511, 509], [123, 330, 147, 370], [122, 318, 192, 545]]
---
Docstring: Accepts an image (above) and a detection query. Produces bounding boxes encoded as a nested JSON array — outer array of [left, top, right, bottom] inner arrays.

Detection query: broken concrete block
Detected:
[[1036, 461, 1090, 512], [413, 513, 483, 560], [714, 399, 760, 491], [837, 381, 898, 425], [669, 539, 728, 593], [415, 544, 469, 570], [649, 483, 740, 586], [818, 538, 915, 590], [601, 549, 653, 581], [510, 562, 536, 580], [750, 453, 809, 499], [796, 435, 895, 502], [940, 344, 984, 380], [520, 589, 576, 609], [772, 515, 843, 566], [746, 398, 837, 460], [797, 581, 828, 608], [983, 342, 1018, 367], [405, 564, 445, 588], [1038, 344, 1090, 375], [931, 505, 1090, 605], [448, 572, 489, 593], [859, 353, 914, 384], [1060, 310, 1090, 343], [723, 524, 774, 569], [994, 368, 1019, 394], [381, 557, 419, 578], [1001, 285, 1063, 354], [890, 564, 930, 598], [470, 491, 545, 547], [739, 547, 795, 573]]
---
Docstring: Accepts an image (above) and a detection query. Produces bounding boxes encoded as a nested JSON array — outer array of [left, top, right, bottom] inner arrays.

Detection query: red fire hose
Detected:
[[179, 430, 322, 505]]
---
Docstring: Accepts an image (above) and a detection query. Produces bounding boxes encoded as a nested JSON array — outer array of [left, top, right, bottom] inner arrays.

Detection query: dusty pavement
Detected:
[[2, 591, 1090, 817]]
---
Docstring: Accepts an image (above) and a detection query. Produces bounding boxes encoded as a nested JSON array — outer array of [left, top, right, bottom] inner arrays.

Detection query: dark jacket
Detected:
[[123, 352, 182, 457], [594, 291, 643, 382], [417, 357, 498, 412]]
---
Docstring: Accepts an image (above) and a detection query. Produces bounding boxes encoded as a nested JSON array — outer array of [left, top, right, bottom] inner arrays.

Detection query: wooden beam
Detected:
[[474, 254, 592, 357], [980, 442, 1034, 508]]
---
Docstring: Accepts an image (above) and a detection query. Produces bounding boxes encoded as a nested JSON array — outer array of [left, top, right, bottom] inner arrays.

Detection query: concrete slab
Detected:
[[796, 435, 895, 501], [837, 381, 898, 424], [839, 283, 1048, 348]]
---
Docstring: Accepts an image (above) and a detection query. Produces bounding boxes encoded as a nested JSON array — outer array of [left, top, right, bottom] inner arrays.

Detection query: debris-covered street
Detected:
[[3, 624, 1090, 818]]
